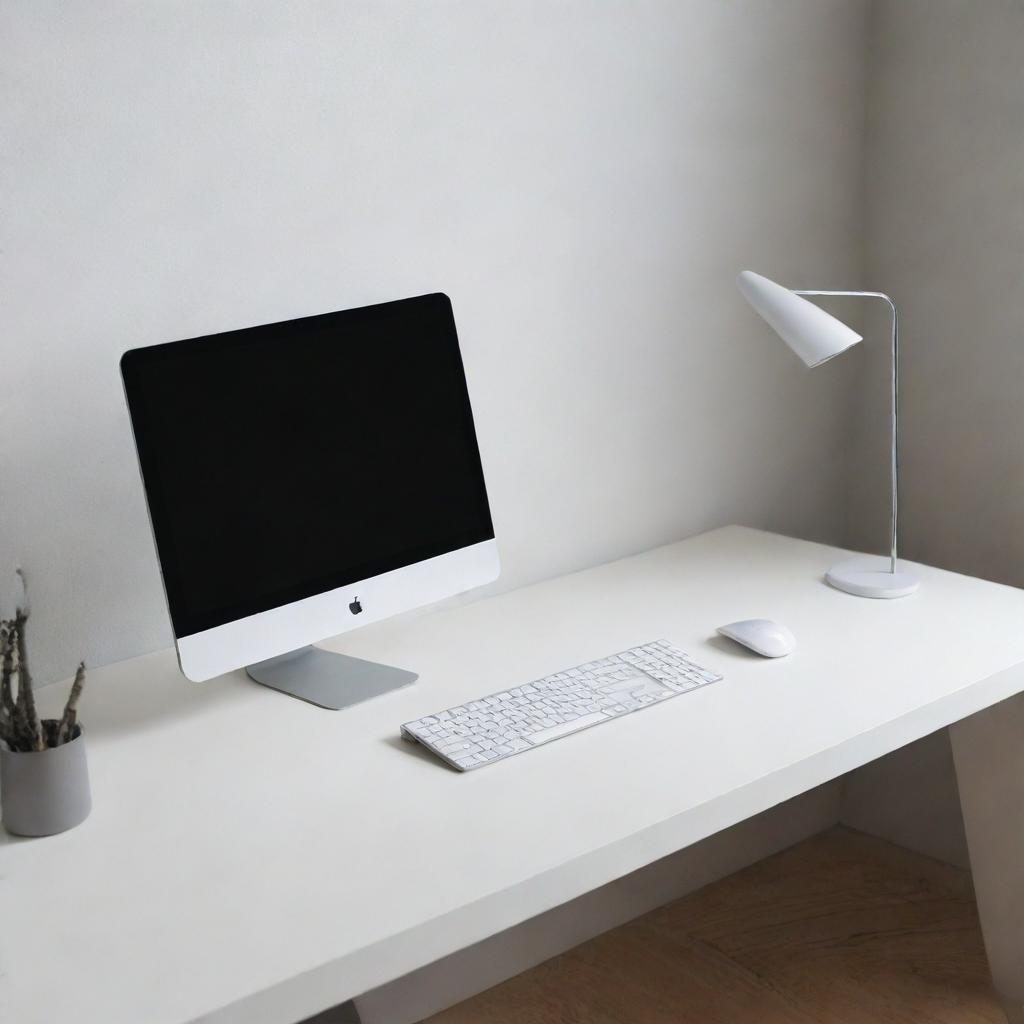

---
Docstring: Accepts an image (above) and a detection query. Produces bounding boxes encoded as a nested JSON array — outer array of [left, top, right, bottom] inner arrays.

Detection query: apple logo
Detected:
[[349, 597, 363, 615]]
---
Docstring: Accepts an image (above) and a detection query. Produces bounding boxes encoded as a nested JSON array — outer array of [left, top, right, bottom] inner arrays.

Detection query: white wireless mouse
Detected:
[[717, 619, 795, 658]]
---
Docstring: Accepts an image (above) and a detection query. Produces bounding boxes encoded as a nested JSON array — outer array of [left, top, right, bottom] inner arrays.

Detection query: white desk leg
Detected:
[[950, 692, 1024, 1024], [303, 1000, 362, 1023]]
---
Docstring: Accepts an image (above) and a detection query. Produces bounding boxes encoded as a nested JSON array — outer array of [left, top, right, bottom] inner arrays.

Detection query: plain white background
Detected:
[[2, 0, 868, 685]]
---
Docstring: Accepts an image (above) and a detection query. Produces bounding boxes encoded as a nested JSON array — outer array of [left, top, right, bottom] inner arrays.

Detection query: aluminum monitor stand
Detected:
[[246, 646, 417, 710]]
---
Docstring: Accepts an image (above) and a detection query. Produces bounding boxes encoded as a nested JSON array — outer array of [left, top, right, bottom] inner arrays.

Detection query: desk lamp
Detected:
[[737, 270, 919, 599]]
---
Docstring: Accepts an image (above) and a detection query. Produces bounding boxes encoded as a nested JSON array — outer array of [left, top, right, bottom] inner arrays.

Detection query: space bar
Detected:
[[527, 712, 610, 746]]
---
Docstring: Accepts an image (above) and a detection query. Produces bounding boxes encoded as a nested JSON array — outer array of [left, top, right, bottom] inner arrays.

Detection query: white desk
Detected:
[[4, 526, 1024, 1024]]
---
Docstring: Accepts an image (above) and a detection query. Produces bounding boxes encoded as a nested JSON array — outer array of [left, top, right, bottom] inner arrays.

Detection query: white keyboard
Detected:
[[400, 640, 722, 771]]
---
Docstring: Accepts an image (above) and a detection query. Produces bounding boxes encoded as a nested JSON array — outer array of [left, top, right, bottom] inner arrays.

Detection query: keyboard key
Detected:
[[528, 712, 609, 745]]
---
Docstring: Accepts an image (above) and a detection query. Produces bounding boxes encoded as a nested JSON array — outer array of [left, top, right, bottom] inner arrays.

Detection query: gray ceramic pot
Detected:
[[0, 724, 91, 836]]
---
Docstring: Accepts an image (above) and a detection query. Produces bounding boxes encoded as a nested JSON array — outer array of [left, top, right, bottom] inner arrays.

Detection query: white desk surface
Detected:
[[5, 526, 1024, 1024]]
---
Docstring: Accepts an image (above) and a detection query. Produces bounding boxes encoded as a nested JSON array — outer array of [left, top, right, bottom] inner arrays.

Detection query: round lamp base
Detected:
[[825, 557, 920, 599]]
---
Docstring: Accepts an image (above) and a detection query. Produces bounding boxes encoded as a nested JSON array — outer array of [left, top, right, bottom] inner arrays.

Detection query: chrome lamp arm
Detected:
[[793, 290, 900, 575]]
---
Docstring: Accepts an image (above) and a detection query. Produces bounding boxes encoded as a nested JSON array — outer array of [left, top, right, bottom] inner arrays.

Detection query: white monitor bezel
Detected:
[[176, 538, 499, 681]]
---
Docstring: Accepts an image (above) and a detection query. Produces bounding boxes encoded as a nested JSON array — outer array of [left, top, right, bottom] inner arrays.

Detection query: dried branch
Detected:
[[14, 604, 44, 752], [6, 618, 34, 749], [2, 618, 38, 752], [0, 621, 15, 721], [57, 662, 86, 745], [0, 621, 14, 745]]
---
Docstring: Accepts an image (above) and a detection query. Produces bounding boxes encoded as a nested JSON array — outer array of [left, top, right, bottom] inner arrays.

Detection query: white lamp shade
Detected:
[[737, 270, 862, 367]]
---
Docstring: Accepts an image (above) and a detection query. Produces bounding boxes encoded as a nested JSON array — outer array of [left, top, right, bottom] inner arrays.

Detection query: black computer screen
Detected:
[[121, 293, 494, 638]]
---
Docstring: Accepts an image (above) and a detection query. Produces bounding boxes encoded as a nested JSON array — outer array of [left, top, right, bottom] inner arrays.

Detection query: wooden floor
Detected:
[[426, 827, 1003, 1024]]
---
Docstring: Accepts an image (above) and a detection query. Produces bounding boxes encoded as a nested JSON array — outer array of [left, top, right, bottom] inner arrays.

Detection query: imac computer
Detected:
[[120, 293, 499, 709]]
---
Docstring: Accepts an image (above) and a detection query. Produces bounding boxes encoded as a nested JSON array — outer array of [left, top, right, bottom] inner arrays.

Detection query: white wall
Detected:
[[1, 0, 869, 686], [839, 0, 1024, 868], [859, 0, 1024, 583]]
